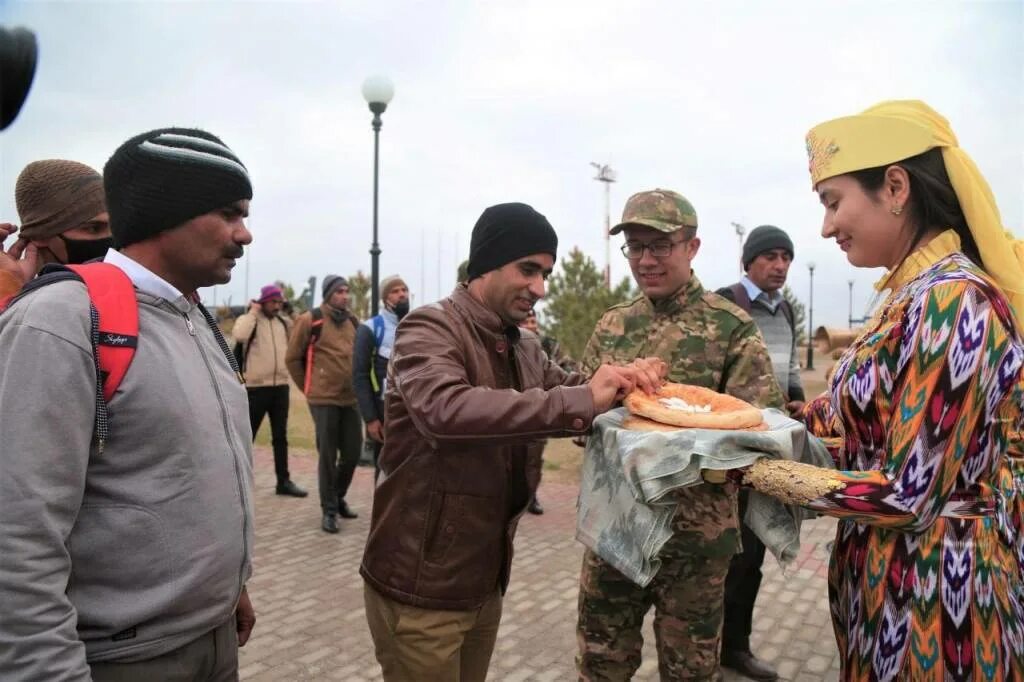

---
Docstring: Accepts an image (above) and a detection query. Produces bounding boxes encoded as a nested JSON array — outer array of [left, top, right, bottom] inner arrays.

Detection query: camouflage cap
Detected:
[[609, 189, 698, 235]]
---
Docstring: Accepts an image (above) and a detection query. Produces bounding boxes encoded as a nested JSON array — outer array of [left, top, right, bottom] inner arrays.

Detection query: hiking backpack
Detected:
[[232, 313, 289, 373], [1, 262, 240, 452], [301, 307, 358, 394]]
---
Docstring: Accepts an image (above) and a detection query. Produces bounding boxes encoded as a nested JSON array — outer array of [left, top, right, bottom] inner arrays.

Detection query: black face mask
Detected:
[[392, 300, 410, 320], [59, 235, 113, 264]]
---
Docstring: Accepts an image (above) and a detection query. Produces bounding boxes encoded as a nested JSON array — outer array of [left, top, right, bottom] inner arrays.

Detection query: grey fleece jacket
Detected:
[[0, 280, 254, 680]]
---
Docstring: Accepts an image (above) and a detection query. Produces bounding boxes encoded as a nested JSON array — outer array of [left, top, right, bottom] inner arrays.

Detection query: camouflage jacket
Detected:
[[581, 274, 785, 555]]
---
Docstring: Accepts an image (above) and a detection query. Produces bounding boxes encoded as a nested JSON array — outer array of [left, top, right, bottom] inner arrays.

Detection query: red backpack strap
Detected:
[[67, 263, 139, 403], [304, 307, 324, 394]]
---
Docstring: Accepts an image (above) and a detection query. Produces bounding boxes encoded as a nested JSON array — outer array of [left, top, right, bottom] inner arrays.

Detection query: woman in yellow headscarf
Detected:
[[741, 100, 1024, 680]]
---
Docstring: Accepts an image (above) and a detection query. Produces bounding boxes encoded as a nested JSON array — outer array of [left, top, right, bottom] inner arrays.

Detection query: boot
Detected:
[[321, 513, 339, 534], [276, 480, 308, 497], [337, 499, 359, 519], [721, 649, 778, 681]]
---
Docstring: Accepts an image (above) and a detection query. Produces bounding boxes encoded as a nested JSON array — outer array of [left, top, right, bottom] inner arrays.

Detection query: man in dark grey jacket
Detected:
[[715, 224, 804, 682], [0, 127, 256, 681]]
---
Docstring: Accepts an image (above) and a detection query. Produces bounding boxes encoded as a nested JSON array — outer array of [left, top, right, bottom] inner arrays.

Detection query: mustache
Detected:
[[225, 247, 245, 259]]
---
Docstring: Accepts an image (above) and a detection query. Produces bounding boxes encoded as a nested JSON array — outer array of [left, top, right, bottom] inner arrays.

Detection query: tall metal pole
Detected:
[[590, 162, 617, 289], [806, 264, 816, 370], [370, 108, 383, 317], [603, 181, 611, 288], [848, 279, 854, 329]]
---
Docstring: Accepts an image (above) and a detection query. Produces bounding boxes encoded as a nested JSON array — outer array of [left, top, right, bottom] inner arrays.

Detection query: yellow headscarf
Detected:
[[806, 100, 1024, 329]]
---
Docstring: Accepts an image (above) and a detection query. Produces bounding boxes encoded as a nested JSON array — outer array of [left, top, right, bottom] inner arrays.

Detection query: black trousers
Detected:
[[247, 385, 291, 485], [309, 404, 363, 514], [722, 490, 766, 653]]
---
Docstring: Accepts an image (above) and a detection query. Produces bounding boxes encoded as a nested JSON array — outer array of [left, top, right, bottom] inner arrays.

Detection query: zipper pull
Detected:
[[184, 313, 196, 336]]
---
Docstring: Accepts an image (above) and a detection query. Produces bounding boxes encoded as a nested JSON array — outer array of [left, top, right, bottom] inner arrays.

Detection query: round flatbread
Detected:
[[624, 383, 763, 430], [621, 414, 769, 433]]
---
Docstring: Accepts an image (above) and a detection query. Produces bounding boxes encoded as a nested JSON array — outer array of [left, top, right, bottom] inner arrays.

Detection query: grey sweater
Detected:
[[0, 280, 254, 680], [716, 285, 805, 402], [746, 303, 804, 402]]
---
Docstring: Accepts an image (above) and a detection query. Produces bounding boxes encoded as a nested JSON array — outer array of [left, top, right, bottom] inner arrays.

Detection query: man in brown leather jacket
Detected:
[[360, 202, 662, 682]]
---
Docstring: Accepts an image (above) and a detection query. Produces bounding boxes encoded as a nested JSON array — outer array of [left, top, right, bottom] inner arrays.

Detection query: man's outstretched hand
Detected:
[[588, 357, 667, 412]]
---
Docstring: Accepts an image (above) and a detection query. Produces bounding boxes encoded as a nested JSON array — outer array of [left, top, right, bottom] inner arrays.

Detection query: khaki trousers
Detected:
[[89, 617, 238, 682], [364, 581, 503, 682]]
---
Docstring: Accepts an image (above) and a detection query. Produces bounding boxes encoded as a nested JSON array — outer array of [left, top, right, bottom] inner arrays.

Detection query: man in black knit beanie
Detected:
[[0, 126, 258, 681], [361, 201, 666, 681]]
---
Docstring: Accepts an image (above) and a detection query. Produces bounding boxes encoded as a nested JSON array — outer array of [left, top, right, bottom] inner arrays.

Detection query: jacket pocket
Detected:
[[423, 492, 459, 564], [420, 492, 502, 598], [67, 504, 176, 636], [423, 492, 496, 565]]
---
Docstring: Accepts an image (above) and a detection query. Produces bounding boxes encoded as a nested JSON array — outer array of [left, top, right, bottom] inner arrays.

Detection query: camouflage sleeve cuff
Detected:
[[560, 384, 596, 433]]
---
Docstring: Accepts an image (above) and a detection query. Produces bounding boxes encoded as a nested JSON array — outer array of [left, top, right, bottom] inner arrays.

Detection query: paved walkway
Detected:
[[240, 447, 841, 681]]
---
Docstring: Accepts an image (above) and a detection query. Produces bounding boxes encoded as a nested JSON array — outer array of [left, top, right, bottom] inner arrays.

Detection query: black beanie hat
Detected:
[[322, 274, 348, 299], [467, 203, 558, 280], [103, 127, 253, 248], [743, 225, 794, 269]]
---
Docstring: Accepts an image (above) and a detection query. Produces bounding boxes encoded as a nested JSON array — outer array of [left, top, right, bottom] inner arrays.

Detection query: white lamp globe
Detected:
[[362, 76, 395, 105]]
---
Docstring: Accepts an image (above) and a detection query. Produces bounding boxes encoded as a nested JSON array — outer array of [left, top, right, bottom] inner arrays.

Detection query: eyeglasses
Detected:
[[620, 238, 689, 260]]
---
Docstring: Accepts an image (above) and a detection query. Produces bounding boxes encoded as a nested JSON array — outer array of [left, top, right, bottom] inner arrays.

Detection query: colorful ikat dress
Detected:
[[797, 243, 1024, 680]]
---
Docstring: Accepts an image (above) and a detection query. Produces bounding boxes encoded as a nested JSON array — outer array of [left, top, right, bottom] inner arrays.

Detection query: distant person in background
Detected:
[[286, 275, 362, 534], [714, 224, 804, 681], [233, 283, 306, 498], [353, 274, 411, 481], [1, 159, 111, 300], [520, 308, 577, 372]]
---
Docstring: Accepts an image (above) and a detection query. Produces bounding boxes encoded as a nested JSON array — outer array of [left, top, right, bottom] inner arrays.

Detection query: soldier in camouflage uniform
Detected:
[[576, 189, 785, 681]]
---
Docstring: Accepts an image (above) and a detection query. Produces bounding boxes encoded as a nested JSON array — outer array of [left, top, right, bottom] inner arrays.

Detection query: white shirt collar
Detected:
[[741, 275, 783, 308], [103, 249, 187, 305]]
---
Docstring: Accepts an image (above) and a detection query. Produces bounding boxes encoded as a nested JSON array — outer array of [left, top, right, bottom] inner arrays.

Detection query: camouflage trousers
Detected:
[[576, 544, 732, 681]]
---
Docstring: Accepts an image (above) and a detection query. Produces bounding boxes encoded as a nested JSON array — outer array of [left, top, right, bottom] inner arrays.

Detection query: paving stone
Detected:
[[240, 445, 841, 681]]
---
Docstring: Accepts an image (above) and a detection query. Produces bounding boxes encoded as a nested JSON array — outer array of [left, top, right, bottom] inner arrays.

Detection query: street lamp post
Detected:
[[361, 75, 395, 317], [731, 222, 746, 276], [590, 163, 617, 289], [847, 279, 854, 329], [806, 262, 816, 370]]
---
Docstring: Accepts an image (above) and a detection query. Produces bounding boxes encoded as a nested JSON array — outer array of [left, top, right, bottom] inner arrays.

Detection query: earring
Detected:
[[891, 205, 903, 216]]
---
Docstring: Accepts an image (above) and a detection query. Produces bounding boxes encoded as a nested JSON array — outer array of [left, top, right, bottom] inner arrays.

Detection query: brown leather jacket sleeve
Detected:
[[391, 311, 595, 445]]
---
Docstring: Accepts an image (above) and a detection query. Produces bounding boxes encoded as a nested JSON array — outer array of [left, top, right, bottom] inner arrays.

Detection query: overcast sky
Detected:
[[2, 0, 1021, 328]]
